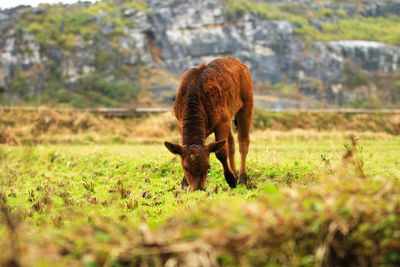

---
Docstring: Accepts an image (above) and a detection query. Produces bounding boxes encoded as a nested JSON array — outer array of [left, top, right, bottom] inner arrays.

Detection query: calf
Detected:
[[165, 57, 253, 191]]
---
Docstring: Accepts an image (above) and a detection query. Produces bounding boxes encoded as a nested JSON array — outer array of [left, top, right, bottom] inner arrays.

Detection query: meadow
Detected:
[[1, 109, 400, 266]]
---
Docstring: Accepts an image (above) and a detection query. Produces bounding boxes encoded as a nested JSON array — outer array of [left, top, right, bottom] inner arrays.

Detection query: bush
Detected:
[[343, 62, 369, 89], [33, 70, 141, 108], [337, 8, 347, 18], [75, 72, 141, 107], [318, 7, 334, 18], [224, 0, 275, 21], [64, 12, 93, 35], [10, 68, 30, 102], [252, 108, 271, 129], [345, 98, 383, 109], [394, 79, 400, 102]]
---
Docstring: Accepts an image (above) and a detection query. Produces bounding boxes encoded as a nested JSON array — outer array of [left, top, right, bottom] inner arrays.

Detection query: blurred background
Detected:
[[1, 0, 400, 110]]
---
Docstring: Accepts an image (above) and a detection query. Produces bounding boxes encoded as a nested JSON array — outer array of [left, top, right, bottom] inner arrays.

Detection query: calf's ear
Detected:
[[208, 140, 226, 153], [164, 142, 183, 155]]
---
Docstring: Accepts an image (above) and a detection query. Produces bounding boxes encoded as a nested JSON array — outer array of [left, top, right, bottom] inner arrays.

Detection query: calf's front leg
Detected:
[[214, 123, 237, 188], [181, 175, 189, 190]]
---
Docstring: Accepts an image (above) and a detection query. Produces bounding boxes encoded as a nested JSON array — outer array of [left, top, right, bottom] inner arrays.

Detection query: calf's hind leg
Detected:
[[236, 105, 253, 184]]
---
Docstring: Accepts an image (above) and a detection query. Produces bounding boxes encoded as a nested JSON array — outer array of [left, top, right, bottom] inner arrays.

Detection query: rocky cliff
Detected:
[[1, 0, 400, 108]]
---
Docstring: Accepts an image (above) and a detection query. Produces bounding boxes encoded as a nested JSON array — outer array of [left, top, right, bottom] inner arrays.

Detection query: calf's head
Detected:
[[164, 140, 226, 191]]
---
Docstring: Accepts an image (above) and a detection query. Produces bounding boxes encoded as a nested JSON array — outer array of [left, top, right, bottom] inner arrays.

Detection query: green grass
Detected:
[[305, 16, 400, 46], [1, 133, 400, 265], [0, 141, 316, 226]]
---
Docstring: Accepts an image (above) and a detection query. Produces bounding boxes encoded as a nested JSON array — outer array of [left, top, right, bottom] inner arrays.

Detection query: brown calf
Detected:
[[164, 57, 253, 191]]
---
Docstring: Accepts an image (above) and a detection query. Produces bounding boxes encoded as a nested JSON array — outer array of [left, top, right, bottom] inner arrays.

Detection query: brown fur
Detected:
[[165, 57, 253, 190]]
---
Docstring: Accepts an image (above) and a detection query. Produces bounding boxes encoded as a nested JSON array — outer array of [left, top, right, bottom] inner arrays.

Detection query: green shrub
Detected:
[[34, 69, 142, 108], [121, 0, 148, 12], [343, 62, 369, 89], [10, 68, 30, 102], [75, 72, 141, 107], [27, 22, 43, 35], [279, 3, 308, 16], [252, 108, 271, 129], [337, 8, 347, 18], [393, 79, 400, 102], [318, 7, 333, 18], [64, 12, 94, 35], [224, 0, 278, 21], [345, 98, 383, 109]]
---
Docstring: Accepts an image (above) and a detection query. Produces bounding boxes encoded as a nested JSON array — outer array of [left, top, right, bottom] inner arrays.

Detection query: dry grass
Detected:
[[0, 107, 175, 144], [1, 107, 399, 145], [251, 129, 395, 141]]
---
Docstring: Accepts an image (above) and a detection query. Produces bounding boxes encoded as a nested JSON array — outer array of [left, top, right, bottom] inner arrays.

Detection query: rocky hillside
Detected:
[[1, 0, 400, 108]]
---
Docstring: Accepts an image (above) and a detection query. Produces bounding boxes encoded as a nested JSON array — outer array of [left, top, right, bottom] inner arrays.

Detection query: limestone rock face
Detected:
[[1, 0, 400, 106], [328, 41, 400, 72]]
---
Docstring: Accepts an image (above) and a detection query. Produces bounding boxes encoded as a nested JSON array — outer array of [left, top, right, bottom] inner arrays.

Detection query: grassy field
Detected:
[[1, 130, 400, 266]]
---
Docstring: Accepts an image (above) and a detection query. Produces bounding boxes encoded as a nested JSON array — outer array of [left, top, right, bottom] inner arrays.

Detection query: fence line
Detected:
[[1, 106, 400, 117], [0, 106, 173, 117]]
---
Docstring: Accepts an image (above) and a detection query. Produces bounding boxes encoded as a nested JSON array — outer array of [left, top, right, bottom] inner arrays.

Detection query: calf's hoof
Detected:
[[225, 172, 237, 189], [181, 177, 189, 190], [238, 173, 248, 184]]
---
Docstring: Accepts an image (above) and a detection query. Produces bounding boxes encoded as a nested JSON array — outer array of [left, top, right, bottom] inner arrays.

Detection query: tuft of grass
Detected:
[[342, 136, 366, 178], [82, 181, 95, 192]]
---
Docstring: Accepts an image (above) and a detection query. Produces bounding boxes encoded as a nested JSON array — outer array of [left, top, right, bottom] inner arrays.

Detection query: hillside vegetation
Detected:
[[225, 0, 400, 46], [2, 0, 147, 107], [1, 0, 400, 107], [17, 1, 148, 50]]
